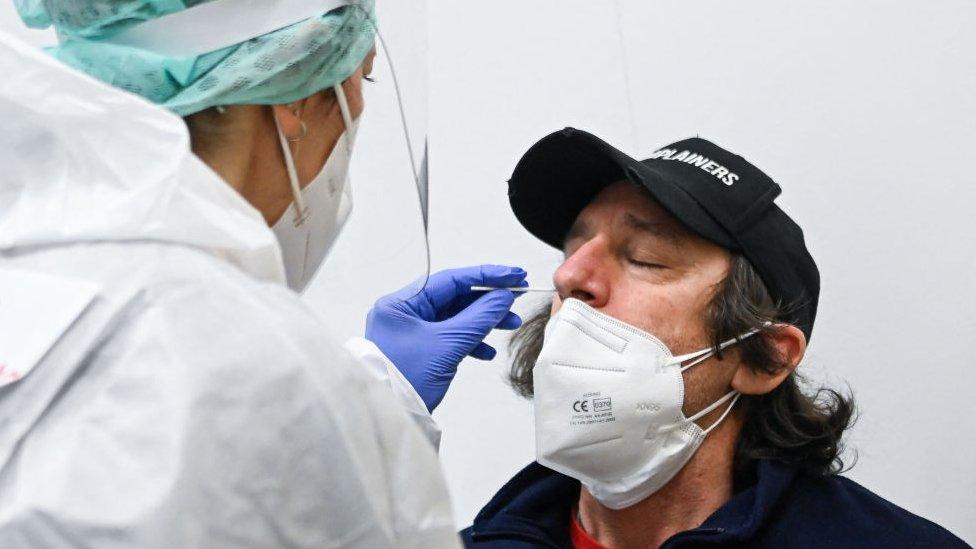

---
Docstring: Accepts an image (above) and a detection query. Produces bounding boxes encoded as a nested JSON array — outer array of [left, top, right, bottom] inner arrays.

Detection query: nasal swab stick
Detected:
[[470, 286, 555, 293]]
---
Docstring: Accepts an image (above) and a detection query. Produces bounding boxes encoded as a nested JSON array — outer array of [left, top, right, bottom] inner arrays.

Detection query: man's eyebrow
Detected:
[[562, 217, 593, 248], [623, 213, 683, 247]]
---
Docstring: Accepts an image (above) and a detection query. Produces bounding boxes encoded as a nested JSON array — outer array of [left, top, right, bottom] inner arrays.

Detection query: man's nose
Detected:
[[553, 238, 610, 308]]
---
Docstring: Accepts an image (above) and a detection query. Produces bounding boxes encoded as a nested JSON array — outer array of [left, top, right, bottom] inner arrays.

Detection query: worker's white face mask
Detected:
[[272, 83, 359, 292], [533, 298, 760, 509]]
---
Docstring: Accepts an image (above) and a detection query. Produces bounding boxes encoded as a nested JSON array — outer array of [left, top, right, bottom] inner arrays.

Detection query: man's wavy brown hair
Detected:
[[509, 254, 856, 478]]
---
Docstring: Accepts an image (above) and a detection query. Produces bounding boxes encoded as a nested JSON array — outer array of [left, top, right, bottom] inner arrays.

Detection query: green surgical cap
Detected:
[[14, 0, 376, 115]]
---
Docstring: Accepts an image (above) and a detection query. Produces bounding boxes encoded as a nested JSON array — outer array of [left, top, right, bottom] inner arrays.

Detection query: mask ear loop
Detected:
[[653, 391, 741, 437], [651, 323, 772, 437], [332, 83, 356, 152], [274, 83, 355, 227], [690, 391, 741, 434], [675, 324, 769, 373], [274, 113, 309, 225]]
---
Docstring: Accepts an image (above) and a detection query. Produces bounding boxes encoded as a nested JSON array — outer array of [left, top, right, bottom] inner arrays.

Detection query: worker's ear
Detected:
[[730, 324, 806, 395], [363, 46, 376, 79], [271, 102, 305, 140]]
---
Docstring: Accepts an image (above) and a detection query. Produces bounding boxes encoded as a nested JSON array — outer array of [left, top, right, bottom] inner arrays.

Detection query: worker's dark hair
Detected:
[[508, 253, 856, 478]]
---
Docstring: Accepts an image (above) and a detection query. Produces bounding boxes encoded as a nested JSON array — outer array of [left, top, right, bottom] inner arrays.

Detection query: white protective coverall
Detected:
[[0, 31, 457, 549]]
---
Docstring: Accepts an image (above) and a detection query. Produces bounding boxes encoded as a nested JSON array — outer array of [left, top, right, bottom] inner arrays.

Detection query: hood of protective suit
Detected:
[[0, 30, 285, 285]]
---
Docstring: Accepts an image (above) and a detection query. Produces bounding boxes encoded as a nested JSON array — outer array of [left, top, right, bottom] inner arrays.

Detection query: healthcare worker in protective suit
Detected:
[[0, 1, 525, 547]]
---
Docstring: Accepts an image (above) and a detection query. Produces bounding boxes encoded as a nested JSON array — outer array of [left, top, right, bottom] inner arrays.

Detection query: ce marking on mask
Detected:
[[570, 392, 616, 426]]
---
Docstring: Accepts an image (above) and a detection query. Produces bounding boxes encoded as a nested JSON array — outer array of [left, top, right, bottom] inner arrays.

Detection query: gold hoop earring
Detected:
[[287, 120, 308, 143]]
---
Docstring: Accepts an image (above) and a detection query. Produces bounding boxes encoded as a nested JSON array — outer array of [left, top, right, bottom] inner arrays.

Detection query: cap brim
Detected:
[[508, 128, 738, 251]]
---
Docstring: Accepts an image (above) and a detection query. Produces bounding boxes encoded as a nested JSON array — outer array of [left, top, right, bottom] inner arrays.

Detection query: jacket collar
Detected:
[[469, 460, 796, 547]]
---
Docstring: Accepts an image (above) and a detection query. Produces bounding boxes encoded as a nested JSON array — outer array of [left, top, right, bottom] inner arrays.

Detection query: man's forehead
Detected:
[[572, 181, 693, 237]]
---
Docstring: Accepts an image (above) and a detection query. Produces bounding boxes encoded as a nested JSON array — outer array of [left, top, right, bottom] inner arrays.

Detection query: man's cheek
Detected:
[[627, 293, 684, 340], [549, 297, 562, 317]]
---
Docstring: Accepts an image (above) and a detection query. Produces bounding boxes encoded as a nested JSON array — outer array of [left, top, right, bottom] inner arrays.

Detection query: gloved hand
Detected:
[[365, 265, 528, 412]]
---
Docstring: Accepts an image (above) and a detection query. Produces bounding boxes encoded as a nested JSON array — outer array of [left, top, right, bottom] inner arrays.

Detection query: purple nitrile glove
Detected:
[[365, 265, 528, 412]]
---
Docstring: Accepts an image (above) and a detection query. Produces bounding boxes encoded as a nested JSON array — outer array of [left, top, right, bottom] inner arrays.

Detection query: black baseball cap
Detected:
[[508, 127, 820, 340]]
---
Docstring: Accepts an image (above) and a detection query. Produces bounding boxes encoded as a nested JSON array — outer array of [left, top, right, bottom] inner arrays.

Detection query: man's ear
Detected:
[[731, 324, 807, 395]]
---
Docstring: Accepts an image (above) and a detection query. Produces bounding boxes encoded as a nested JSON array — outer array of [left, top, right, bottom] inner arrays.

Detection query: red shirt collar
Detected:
[[570, 508, 610, 549]]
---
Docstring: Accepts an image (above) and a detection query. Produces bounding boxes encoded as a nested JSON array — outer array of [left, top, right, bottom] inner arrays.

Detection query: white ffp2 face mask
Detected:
[[272, 83, 358, 292], [533, 298, 759, 509]]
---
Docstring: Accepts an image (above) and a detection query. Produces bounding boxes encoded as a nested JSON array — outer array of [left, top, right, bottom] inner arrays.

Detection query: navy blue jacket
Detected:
[[461, 461, 968, 548]]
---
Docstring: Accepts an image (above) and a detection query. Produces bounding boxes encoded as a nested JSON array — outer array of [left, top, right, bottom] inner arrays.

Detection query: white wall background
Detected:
[[2, 0, 974, 544]]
